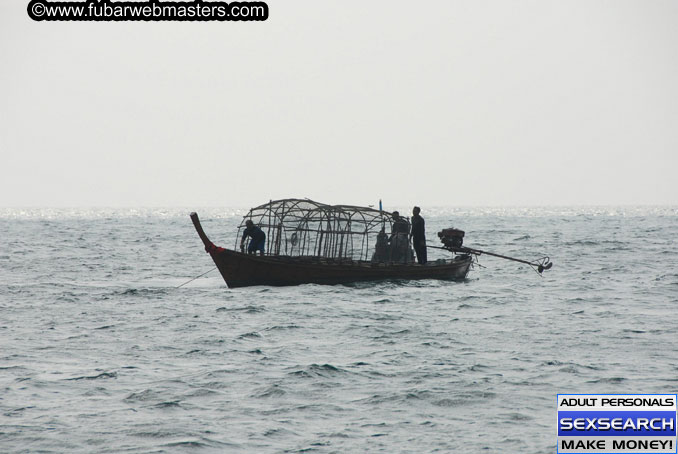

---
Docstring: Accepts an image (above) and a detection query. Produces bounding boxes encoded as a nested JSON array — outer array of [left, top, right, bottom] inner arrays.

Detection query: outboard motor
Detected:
[[438, 228, 465, 249]]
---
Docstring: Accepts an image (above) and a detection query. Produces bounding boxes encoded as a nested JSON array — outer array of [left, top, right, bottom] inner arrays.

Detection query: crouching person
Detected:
[[240, 220, 266, 256]]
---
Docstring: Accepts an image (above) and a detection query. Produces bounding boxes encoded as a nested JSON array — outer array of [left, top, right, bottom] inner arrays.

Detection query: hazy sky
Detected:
[[1, 0, 676, 207]]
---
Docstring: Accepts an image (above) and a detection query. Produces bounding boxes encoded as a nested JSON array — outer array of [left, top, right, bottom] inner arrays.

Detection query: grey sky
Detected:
[[1, 0, 676, 207]]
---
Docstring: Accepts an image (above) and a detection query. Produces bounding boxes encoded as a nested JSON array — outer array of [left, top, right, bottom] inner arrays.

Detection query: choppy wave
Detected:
[[1, 207, 677, 453]]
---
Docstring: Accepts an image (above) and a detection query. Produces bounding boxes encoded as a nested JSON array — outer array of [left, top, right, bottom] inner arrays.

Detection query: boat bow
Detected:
[[190, 212, 223, 254]]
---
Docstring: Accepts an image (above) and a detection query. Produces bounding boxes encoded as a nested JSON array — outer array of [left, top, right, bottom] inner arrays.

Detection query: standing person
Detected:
[[410, 206, 427, 264], [240, 220, 266, 256]]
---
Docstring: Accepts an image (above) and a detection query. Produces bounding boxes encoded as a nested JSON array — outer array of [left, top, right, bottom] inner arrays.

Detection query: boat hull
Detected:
[[209, 249, 472, 288], [190, 212, 471, 288]]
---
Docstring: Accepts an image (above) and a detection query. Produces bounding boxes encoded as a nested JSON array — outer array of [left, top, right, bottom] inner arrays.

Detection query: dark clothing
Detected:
[[411, 214, 427, 264], [391, 218, 409, 236], [248, 238, 265, 253], [411, 214, 425, 241], [413, 242, 427, 264], [372, 229, 389, 263], [242, 225, 265, 243], [242, 225, 266, 253], [389, 217, 411, 263]]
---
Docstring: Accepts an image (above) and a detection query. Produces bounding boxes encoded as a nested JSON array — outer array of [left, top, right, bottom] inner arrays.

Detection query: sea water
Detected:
[[1, 207, 677, 453]]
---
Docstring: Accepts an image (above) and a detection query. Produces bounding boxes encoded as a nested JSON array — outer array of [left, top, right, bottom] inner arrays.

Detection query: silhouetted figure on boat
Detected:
[[372, 228, 389, 262], [410, 206, 427, 264], [390, 211, 409, 236], [389, 211, 412, 263], [240, 220, 266, 256]]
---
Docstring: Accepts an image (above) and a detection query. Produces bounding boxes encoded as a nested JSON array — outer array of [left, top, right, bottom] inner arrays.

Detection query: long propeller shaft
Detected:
[[428, 244, 553, 274]]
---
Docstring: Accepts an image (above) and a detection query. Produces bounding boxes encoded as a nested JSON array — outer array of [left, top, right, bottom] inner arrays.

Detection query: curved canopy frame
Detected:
[[236, 198, 395, 261]]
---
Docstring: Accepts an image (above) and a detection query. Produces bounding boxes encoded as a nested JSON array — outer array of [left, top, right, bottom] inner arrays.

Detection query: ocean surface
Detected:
[[1, 206, 677, 453]]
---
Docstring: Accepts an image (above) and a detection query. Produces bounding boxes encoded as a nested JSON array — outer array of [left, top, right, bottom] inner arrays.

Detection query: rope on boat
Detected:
[[176, 267, 217, 288]]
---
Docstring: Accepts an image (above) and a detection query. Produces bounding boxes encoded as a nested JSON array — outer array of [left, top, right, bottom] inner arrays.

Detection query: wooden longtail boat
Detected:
[[190, 199, 473, 288]]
